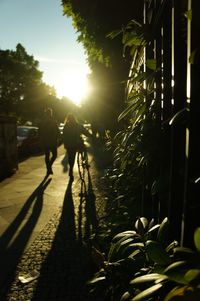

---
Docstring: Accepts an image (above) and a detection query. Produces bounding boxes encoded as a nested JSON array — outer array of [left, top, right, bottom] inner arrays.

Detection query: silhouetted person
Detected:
[[63, 113, 89, 181], [39, 108, 59, 175]]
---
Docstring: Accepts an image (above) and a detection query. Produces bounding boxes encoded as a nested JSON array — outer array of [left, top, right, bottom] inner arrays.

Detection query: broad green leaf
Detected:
[[130, 283, 163, 300], [112, 231, 137, 243], [146, 224, 160, 240], [164, 286, 187, 301], [146, 240, 171, 265], [108, 237, 135, 261], [112, 230, 137, 242], [146, 59, 157, 70], [165, 240, 178, 253], [87, 276, 106, 285], [194, 228, 200, 251], [130, 273, 168, 285], [185, 269, 200, 284], [173, 247, 195, 261], [148, 218, 155, 230], [164, 261, 189, 284], [120, 291, 131, 301], [135, 217, 148, 234], [164, 286, 200, 301], [128, 249, 142, 259], [147, 224, 160, 234], [122, 242, 144, 257], [157, 217, 169, 242]]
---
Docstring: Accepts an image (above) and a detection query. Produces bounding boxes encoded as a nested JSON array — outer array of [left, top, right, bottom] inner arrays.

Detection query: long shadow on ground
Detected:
[[32, 179, 91, 301], [0, 176, 51, 298]]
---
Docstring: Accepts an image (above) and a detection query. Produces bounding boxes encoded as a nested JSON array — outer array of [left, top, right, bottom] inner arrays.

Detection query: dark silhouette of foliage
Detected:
[[61, 0, 143, 131], [0, 44, 78, 124]]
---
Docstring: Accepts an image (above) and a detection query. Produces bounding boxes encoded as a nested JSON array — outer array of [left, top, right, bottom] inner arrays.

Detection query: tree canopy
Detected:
[[0, 43, 77, 124], [62, 0, 143, 131]]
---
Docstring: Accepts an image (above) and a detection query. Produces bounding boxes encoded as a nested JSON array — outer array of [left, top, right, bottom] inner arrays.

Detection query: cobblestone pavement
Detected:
[[0, 140, 108, 301]]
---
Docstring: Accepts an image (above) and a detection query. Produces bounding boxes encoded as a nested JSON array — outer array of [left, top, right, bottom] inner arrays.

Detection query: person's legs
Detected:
[[68, 147, 76, 179], [44, 147, 51, 173], [50, 146, 57, 168]]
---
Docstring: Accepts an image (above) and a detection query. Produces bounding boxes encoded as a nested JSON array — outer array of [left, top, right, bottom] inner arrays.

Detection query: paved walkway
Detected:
[[0, 142, 107, 300]]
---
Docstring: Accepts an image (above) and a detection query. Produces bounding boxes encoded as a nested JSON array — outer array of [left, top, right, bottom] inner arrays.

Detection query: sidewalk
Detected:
[[0, 143, 106, 300]]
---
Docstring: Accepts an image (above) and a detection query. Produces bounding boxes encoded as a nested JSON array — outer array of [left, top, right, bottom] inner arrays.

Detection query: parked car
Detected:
[[17, 126, 41, 155]]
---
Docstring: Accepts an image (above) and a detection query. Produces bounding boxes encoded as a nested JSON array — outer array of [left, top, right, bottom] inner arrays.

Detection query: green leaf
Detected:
[[122, 242, 144, 257], [130, 283, 163, 300], [185, 269, 200, 284], [87, 276, 106, 285], [194, 228, 200, 251], [164, 286, 188, 301], [146, 224, 160, 240], [146, 59, 157, 70], [173, 247, 195, 261], [118, 98, 143, 121], [146, 240, 171, 265], [151, 180, 159, 196], [130, 273, 168, 286], [164, 261, 190, 284], [128, 73, 148, 84], [120, 291, 131, 301], [169, 107, 189, 125], [157, 217, 169, 242], [148, 218, 155, 230], [147, 224, 160, 234], [128, 249, 142, 259], [112, 231, 137, 243], [106, 29, 123, 39], [108, 237, 136, 261], [189, 50, 197, 64], [135, 217, 148, 234], [184, 9, 192, 20], [165, 240, 178, 253]]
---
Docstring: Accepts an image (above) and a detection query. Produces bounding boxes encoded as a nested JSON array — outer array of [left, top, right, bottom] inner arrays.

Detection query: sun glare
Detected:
[[55, 73, 91, 106]]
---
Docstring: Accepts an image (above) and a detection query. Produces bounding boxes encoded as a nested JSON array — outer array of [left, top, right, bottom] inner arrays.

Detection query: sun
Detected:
[[55, 73, 91, 106]]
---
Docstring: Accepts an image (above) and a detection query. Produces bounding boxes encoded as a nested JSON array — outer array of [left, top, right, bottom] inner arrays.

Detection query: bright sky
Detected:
[[0, 0, 90, 105]]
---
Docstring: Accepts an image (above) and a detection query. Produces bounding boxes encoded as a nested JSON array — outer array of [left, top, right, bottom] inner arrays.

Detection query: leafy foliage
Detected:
[[88, 217, 200, 301], [88, 217, 172, 300], [0, 44, 75, 123], [61, 0, 143, 131]]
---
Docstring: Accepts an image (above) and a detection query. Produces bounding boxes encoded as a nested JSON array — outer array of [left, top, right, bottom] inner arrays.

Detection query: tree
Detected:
[[0, 44, 61, 123], [61, 0, 143, 131], [0, 44, 42, 114]]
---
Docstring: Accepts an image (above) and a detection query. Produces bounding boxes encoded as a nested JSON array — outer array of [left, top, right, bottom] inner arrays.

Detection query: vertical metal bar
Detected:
[[171, 1, 175, 108], [141, 0, 147, 216], [168, 0, 175, 216], [180, 0, 192, 247]]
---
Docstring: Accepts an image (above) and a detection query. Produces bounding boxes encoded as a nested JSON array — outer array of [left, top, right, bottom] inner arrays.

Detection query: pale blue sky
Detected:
[[0, 0, 90, 104]]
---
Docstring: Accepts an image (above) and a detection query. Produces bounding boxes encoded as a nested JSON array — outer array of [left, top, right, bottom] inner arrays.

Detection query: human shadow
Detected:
[[32, 179, 90, 301], [61, 152, 68, 173], [78, 164, 98, 243], [0, 175, 51, 297]]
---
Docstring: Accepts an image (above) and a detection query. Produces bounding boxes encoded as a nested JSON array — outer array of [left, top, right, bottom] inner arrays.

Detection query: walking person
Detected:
[[63, 113, 89, 181], [39, 108, 59, 175]]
